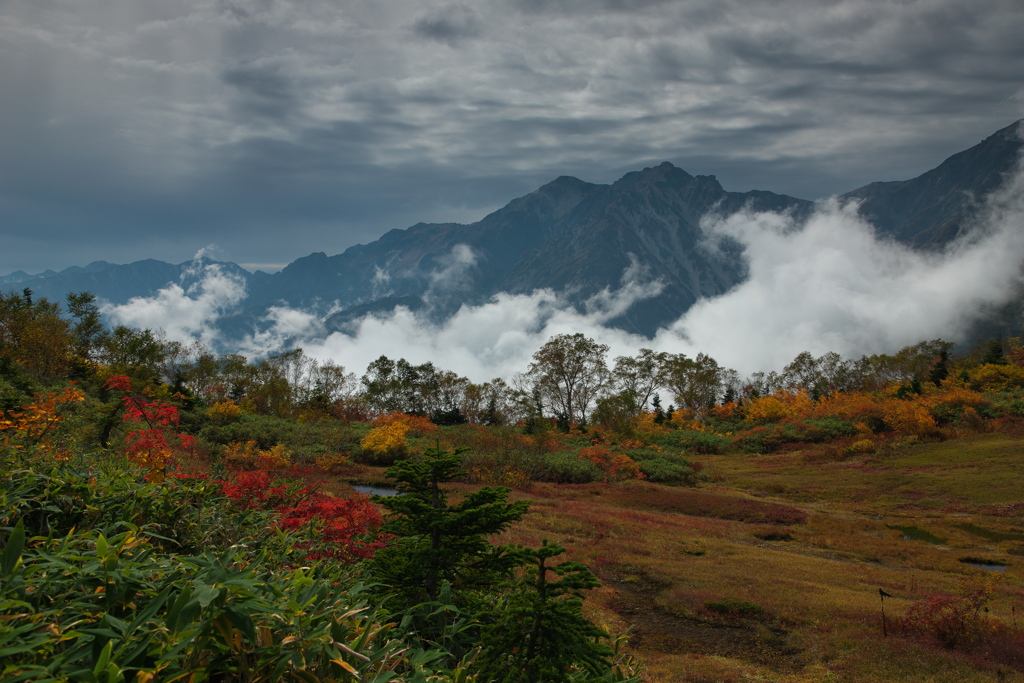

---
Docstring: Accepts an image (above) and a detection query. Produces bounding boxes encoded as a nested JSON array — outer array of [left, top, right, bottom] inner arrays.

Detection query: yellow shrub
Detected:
[[848, 438, 876, 454], [223, 440, 291, 470], [745, 396, 793, 424], [316, 451, 349, 473], [361, 422, 410, 456], [372, 411, 439, 436], [208, 399, 243, 422], [967, 364, 1024, 392], [882, 400, 938, 437]]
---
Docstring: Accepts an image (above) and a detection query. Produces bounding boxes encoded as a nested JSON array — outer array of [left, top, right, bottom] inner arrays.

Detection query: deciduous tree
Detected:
[[527, 334, 609, 427]]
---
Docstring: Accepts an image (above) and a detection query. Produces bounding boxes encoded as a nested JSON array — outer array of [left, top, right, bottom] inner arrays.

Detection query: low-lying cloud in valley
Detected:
[[102, 156, 1024, 380]]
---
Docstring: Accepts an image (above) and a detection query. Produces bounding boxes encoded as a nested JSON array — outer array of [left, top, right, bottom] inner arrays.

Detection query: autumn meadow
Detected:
[[3, 290, 1024, 681]]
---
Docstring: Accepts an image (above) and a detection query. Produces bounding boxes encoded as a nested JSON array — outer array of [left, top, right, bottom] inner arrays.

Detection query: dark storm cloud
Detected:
[[1, 0, 1023, 274], [412, 3, 483, 46], [222, 63, 296, 120]]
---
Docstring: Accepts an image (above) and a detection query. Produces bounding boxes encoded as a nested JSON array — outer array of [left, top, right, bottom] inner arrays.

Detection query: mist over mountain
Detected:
[[6, 119, 1023, 370]]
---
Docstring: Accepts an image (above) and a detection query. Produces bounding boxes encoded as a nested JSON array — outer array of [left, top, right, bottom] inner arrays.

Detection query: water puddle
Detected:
[[887, 525, 947, 545], [959, 558, 1008, 572], [353, 485, 399, 497]]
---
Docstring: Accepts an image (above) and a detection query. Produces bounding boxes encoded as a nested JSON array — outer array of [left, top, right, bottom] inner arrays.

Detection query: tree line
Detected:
[[0, 289, 987, 430]]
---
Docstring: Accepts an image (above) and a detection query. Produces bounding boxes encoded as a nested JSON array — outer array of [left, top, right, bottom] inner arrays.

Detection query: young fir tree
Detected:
[[369, 445, 530, 608], [475, 540, 620, 683]]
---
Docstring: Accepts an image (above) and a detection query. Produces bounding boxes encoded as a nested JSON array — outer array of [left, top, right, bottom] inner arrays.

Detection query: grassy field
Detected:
[[330, 430, 1024, 681]]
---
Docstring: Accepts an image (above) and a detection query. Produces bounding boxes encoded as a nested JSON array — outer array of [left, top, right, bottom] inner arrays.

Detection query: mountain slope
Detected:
[[842, 120, 1023, 247], [245, 162, 811, 336], [11, 259, 253, 308]]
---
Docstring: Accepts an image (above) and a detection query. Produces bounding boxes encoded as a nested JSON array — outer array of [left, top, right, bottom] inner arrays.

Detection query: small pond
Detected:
[[353, 485, 399, 497], [888, 525, 947, 545], [959, 558, 1008, 573]]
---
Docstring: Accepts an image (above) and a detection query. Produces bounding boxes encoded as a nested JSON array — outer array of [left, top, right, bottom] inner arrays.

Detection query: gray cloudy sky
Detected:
[[3, 0, 1023, 275]]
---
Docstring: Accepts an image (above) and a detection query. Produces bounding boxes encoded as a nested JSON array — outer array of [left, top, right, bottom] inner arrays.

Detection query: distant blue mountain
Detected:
[[6, 258, 253, 308]]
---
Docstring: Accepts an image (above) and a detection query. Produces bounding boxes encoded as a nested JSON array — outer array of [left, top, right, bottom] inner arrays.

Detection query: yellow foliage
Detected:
[[361, 422, 410, 456], [711, 401, 740, 420], [208, 399, 243, 422], [848, 438, 876, 454], [372, 411, 439, 436], [316, 451, 350, 473], [882, 400, 938, 437], [812, 391, 884, 422], [635, 411, 670, 437], [744, 395, 793, 424], [967, 363, 1024, 392], [223, 440, 292, 470], [0, 386, 85, 459]]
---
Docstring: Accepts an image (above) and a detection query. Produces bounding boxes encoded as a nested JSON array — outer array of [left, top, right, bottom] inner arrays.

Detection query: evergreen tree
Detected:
[[475, 540, 620, 683], [369, 446, 530, 607]]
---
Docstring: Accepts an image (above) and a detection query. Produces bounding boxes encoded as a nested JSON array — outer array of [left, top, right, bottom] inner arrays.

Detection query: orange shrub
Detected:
[[812, 390, 885, 423], [882, 399, 938, 437], [578, 445, 645, 482], [0, 386, 85, 459], [372, 411, 440, 436], [711, 401, 740, 420]]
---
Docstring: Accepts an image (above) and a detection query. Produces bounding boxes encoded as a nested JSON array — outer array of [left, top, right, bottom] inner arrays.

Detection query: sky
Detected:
[[3, 0, 1024, 276]]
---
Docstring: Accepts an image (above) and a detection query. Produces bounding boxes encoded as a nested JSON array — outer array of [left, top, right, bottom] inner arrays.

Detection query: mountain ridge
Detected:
[[6, 119, 1022, 343]]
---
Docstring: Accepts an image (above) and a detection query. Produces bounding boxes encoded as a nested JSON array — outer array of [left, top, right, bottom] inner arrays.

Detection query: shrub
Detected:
[[0, 525, 421, 683], [968, 363, 1024, 392], [372, 411, 439, 436], [745, 395, 794, 423], [577, 446, 644, 482], [704, 598, 764, 618], [730, 424, 791, 453], [882, 399, 939, 437], [901, 577, 999, 649], [315, 450, 350, 473], [663, 429, 730, 454], [360, 421, 410, 463], [222, 440, 292, 470], [637, 458, 702, 485], [802, 416, 858, 441], [207, 398, 243, 421], [848, 438, 876, 454], [536, 452, 603, 484]]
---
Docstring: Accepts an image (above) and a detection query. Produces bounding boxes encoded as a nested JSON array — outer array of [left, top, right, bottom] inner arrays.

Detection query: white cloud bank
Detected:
[[100, 158, 1024, 379], [101, 260, 248, 347]]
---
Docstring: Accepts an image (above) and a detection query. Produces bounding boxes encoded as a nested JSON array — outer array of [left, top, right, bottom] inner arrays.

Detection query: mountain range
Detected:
[[6, 119, 1023, 344]]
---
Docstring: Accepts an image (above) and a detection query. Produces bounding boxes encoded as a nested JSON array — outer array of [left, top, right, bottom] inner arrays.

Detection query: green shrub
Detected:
[[704, 598, 764, 618], [661, 430, 729, 454], [0, 463, 277, 554], [199, 414, 358, 465], [802, 417, 857, 441], [0, 525, 433, 682], [536, 452, 603, 484]]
